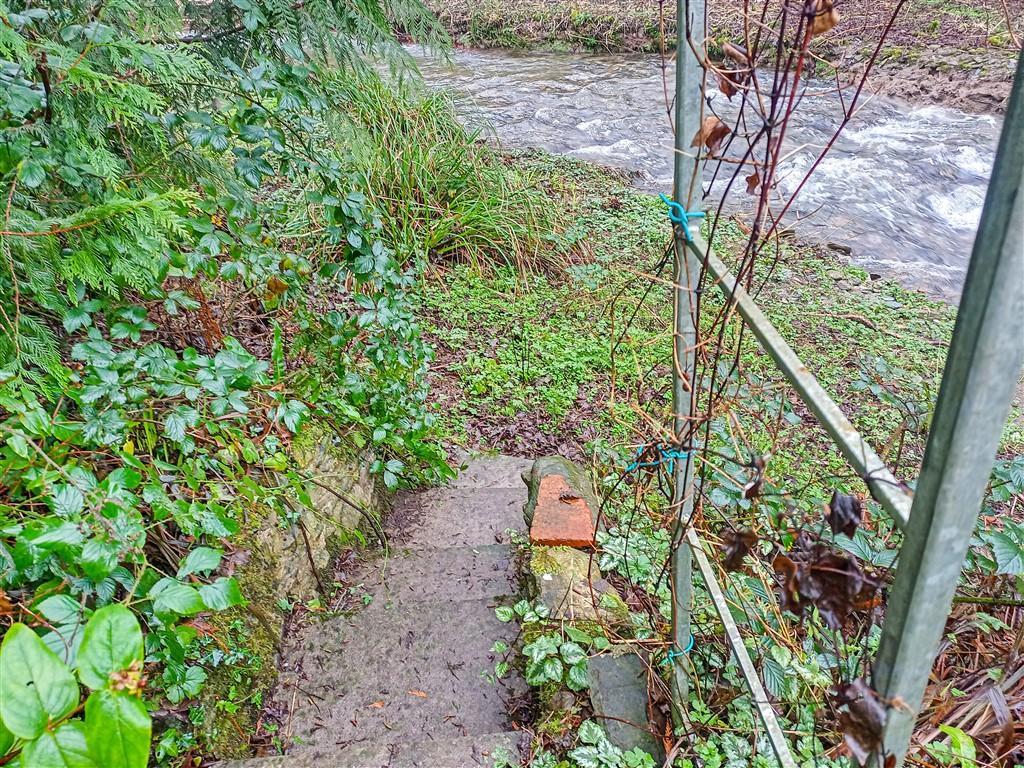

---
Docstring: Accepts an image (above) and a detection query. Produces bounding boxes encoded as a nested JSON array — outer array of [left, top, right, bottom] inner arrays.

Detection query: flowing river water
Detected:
[[412, 48, 1003, 298]]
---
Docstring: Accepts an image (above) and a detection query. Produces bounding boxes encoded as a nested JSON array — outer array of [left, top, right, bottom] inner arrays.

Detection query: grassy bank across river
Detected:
[[427, 0, 1022, 113]]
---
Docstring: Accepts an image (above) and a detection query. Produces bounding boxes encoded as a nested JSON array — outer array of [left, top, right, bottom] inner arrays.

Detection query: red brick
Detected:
[[529, 474, 596, 548]]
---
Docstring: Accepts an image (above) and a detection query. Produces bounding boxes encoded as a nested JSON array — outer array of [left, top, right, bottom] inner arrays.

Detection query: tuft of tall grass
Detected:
[[323, 70, 563, 273]]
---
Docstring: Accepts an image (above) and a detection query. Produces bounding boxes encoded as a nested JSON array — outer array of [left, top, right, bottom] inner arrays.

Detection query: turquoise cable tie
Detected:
[[659, 193, 705, 243], [625, 443, 693, 474], [662, 635, 695, 664]]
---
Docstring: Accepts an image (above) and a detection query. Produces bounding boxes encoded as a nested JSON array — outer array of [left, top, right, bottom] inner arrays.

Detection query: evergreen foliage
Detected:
[[0, 1, 451, 764]]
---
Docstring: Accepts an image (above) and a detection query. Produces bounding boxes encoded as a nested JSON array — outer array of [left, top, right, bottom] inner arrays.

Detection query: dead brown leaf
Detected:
[[369, 700, 385, 708], [718, 72, 737, 99], [827, 491, 863, 538], [834, 678, 886, 766], [811, 0, 840, 36], [408, 689, 428, 698], [690, 116, 731, 157], [721, 529, 757, 572], [745, 170, 760, 194], [722, 42, 748, 64]]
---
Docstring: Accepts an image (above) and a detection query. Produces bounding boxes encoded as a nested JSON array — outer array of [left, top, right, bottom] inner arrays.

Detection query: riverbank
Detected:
[[427, 0, 1022, 113]]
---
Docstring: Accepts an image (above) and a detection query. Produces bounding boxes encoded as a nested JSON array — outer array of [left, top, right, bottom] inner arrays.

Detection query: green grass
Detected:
[[423, 150, 1022, 506], [324, 70, 562, 272]]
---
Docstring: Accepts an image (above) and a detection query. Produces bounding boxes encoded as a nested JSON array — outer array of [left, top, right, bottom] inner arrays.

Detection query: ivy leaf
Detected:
[[577, 719, 605, 745], [566, 662, 590, 691], [494, 606, 514, 623], [149, 578, 205, 617], [76, 605, 143, 690], [559, 641, 586, 666], [84, 689, 151, 768], [198, 577, 244, 611], [570, 745, 603, 768], [540, 656, 563, 682], [19, 720, 96, 768], [523, 634, 559, 664], [177, 546, 223, 579], [0, 624, 79, 738]]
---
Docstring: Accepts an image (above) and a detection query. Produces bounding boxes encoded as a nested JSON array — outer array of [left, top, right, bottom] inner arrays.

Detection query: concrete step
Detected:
[[236, 458, 531, 768], [447, 454, 532, 490], [216, 729, 522, 767], [275, 595, 524, 751], [386, 488, 525, 549], [363, 544, 517, 606]]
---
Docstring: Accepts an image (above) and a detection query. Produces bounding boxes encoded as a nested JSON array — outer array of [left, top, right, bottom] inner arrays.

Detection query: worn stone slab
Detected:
[[530, 547, 628, 624], [447, 452, 533, 489], [216, 730, 523, 767], [529, 473, 596, 547], [220, 457, 528, 766], [363, 545, 517, 606], [587, 654, 663, 761], [277, 595, 523, 751], [387, 487, 526, 548]]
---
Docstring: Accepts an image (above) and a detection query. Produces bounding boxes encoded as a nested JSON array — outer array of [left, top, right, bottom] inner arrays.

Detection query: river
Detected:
[[412, 47, 1003, 298]]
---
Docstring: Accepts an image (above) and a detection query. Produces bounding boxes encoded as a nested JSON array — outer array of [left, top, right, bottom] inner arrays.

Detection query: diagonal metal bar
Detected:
[[686, 527, 799, 768], [686, 235, 914, 529], [869, 50, 1024, 767]]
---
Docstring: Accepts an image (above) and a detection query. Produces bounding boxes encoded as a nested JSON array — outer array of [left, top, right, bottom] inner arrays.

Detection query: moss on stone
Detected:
[[198, 547, 283, 759]]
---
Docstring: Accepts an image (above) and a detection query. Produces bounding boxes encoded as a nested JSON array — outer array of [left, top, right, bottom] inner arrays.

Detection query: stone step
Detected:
[[386, 488, 525, 549], [216, 729, 522, 768], [447, 454, 532, 490], [363, 544, 517, 606], [274, 595, 524, 751]]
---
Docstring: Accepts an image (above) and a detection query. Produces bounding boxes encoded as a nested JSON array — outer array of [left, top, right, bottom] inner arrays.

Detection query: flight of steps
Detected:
[[218, 455, 532, 768]]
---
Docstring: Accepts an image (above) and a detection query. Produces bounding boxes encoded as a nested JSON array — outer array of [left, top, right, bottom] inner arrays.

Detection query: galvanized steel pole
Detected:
[[669, 0, 706, 721], [870, 50, 1024, 767]]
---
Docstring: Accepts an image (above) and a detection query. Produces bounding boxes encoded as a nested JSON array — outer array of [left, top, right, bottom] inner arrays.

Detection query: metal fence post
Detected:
[[669, 0, 706, 721], [870, 50, 1024, 766]]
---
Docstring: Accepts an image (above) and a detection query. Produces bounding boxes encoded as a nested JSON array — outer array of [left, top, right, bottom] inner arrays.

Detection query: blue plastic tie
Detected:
[[625, 443, 693, 474], [659, 193, 705, 243], [662, 635, 695, 664]]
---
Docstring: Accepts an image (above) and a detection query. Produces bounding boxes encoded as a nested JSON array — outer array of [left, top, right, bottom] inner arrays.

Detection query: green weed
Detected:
[[325, 70, 562, 273]]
